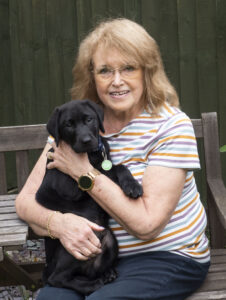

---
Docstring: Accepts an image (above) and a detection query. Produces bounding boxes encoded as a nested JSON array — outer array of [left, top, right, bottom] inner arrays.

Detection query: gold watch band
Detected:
[[88, 168, 101, 179]]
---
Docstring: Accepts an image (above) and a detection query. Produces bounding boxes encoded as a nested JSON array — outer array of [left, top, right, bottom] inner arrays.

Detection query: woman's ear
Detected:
[[46, 107, 61, 145]]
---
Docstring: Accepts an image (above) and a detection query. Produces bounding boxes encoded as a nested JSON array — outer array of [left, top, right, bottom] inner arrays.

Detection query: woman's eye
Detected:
[[124, 65, 135, 72], [98, 67, 111, 74]]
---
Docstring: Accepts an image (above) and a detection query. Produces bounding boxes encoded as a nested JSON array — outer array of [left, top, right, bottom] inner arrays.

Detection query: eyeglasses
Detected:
[[93, 65, 140, 81]]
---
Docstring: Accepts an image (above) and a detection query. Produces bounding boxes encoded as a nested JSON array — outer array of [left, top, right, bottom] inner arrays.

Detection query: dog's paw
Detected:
[[121, 180, 143, 199], [103, 268, 118, 284]]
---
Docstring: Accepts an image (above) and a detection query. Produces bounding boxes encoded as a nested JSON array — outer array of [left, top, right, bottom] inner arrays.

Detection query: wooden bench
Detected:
[[0, 112, 226, 299], [0, 125, 48, 291]]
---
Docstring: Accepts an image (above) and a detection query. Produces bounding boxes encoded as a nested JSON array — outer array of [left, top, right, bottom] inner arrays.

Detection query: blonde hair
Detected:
[[71, 18, 179, 113]]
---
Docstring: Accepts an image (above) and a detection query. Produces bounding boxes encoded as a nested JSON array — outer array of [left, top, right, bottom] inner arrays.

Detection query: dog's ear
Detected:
[[46, 107, 61, 145], [85, 100, 105, 133]]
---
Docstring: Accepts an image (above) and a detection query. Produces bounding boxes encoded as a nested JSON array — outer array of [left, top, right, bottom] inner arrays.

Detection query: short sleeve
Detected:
[[148, 113, 200, 170]]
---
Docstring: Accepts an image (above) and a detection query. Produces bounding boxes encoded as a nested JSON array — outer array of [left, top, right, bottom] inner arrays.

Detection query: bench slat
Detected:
[[0, 153, 7, 195], [16, 150, 29, 192], [211, 254, 226, 264], [0, 206, 16, 213], [187, 290, 226, 300], [0, 233, 27, 246], [0, 200, 15, 207], [0, 219, 26, 227], [0, 247, 3, 262], [0, 194, 17, 201], [211, 249, 226, 255], [191, 119, 203, 138], [209, 263, 226, 273], [198, 274, 226, 292], [202, 112, 221, 180], [0, 213, 19, 221], [0, 226, 28, 235], [0, 124, 47, 151]]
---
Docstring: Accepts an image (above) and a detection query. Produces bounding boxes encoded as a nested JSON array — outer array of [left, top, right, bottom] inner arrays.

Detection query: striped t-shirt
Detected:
[[105, 103, 210, 263]]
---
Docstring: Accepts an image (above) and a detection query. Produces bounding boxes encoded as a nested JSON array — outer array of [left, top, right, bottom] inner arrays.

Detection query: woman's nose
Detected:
[[112, 70, 123, 86]]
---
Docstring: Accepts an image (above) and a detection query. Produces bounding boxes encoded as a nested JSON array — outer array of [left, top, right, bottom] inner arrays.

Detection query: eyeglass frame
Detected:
[[91, 64, 141, 81]]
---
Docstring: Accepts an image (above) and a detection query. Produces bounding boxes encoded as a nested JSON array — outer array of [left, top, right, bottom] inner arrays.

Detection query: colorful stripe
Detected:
[[106, 103, 210, 263]]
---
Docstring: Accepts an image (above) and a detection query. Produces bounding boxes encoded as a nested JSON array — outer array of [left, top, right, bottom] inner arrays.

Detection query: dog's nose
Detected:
[[81, 135, 91, 144]]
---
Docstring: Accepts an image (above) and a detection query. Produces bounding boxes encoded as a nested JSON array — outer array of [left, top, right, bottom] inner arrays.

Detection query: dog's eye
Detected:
[[85, 116, 93, 124], [64, 120, 74, 127]]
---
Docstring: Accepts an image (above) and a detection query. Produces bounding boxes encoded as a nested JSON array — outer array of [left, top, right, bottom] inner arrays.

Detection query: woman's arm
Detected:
[[15, 144, 103, 260], [47, 141, 186, 240], [15, 144, 51, 234], [91, 165, 186, 240]]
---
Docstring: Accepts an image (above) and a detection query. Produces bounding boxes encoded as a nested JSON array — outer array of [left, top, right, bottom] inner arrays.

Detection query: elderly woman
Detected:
[[16, 18, 210, 300]]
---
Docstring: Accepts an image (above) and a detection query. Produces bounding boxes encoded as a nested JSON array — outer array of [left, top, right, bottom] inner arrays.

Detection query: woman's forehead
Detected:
[[92, 46, 136, 67]]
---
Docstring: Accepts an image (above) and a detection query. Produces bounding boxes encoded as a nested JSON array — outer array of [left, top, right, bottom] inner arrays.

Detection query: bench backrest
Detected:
[[0, 112, 224, 248], [0, 124, 48, 194]]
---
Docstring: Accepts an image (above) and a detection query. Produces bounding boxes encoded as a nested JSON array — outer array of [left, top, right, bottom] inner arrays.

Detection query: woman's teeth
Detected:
[[110, 91, 128, 96]]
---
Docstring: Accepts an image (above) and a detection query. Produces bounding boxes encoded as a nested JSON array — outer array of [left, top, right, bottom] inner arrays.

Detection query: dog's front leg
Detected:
[[111, 165, 143, 199]]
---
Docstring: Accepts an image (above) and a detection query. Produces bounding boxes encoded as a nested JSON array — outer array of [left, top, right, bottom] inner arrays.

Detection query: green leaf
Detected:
[[220, 145, 226, 152]]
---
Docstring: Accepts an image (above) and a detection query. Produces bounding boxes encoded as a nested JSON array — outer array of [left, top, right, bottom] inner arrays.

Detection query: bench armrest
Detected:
[[207, 178, 226, 231]]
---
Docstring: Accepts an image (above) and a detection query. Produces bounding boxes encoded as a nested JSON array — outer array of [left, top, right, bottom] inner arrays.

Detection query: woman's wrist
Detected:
[[71, 163, 94, 181], [46, 210, 64, 239]]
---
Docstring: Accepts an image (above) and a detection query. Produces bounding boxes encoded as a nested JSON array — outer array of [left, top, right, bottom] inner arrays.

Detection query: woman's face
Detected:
[[92, 46, 144, 117]]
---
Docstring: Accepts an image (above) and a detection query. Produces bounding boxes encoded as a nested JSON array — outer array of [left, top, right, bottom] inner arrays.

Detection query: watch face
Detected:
[[78, 175, 93, 191]]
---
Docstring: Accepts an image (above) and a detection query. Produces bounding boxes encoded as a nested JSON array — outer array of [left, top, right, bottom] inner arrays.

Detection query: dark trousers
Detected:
[[36, 251, 210, 300]]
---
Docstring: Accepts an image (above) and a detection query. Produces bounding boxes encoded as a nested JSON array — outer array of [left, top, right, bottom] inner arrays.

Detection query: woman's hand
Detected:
[[52, 212, 104, 261], [46, 141, 93, 180]]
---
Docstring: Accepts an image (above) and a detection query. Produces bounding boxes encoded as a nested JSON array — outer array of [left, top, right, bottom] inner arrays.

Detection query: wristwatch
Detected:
[[78, 168, 101, 191]]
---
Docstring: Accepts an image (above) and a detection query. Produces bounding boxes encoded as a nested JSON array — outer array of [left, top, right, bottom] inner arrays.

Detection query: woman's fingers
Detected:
[[45, 141, 74, 171], [46, 140, 92, 178], [46, 136, 57, 164], [88, 220, 105, 232], [46, 151, 54, 160], [79, 225, 103, 254], [73, 251, 90, 261], [69, 239, 101, 260], [85, 239, 102, 255], [59, 214, 104, 260]]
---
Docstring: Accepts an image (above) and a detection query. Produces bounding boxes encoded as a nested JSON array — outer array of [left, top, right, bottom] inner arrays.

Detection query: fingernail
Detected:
[[98, 225, 105, 229]]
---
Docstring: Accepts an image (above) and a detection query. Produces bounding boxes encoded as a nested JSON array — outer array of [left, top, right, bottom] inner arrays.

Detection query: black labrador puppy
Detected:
[[36, 99, 143, 295]]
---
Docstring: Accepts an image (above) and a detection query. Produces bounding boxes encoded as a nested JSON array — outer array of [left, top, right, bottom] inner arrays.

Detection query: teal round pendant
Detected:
[[101, 160, 113, 171]]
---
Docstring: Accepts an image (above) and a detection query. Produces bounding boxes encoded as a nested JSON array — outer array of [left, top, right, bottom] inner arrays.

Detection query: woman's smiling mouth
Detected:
[[109, 90, 130, 98]]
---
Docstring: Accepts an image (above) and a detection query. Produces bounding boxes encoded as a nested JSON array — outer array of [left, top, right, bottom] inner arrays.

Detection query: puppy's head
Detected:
[[47, 99, 105, 153]]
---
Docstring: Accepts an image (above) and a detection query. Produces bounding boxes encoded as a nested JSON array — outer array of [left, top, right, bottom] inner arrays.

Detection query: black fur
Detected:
[[36, 99, 143, 295]]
